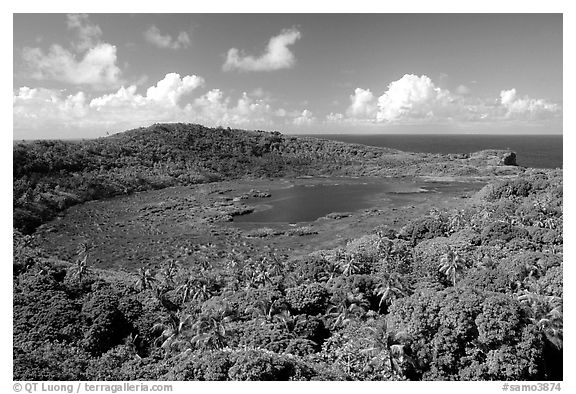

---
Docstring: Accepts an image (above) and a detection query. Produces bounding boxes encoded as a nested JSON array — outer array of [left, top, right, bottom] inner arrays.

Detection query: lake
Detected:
[[234, 178, 483, 224]]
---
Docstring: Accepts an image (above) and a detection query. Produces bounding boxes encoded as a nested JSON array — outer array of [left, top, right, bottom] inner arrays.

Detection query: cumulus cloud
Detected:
[[89, 85, 146, 109], [192, 90, 275, 126], [13, 87, 88, 117], [223, 28, 302, 72], [146, 73, 204, 105], [89, 73, 204, 111], [14, 73, 309, 138], [21, 14, 123, 90], [22, 44, 123, 90], [376, 74, 451, 122], [330, 74, 561, 127], [347, 88, 377, 119], [499, 89, 560, 120], [13, 87, 90, 137], [144, 26, 191, 50], [66, 14, 102, 52], [293, 109, 315, 126]]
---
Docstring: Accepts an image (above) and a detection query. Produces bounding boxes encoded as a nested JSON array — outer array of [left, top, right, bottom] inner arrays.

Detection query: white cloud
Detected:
[[15, 69, 562, 138], [13, 87, 89, 136], [347, 88, 377, 119], [293, 109, 315, 126], [376, 74, 451, 122], [223, 28, 302, 72], [89, 85, 147, 109], [325, 112, 344, 123], [192, 90, 275, 126], [89, 73, 204, 110], [235, 93, 272, 120], [66, 14, 102, 52], [499, 89, 560, 120], [146, 73, 204, 105], [22, 43, 123, 90], [500, 89, 517, 106], [192, 89, 230, 122], [330, 75, 561, 127], [14, 73, 292, 138], [144, 26, 191, 50], [21, 14, 123, 90]]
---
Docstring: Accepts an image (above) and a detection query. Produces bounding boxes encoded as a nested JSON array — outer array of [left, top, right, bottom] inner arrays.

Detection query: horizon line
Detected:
[[13, 132, 564, 142]]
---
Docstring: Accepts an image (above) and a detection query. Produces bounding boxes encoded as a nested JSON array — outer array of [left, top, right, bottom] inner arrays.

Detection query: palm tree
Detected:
[[518, 292, 563, 349], [191, 280, 213, 302], [176, 277, 194, 304], [245, 297, 283, 324], [152, 312, 193, 354], [534, 306, 563, 350], [272, 310, 304, 333], [341, 253, 361, 276], [191, 308, 232, 350], [134, 267, 158, 291], [161, 259, 179, 289], [262, 250, 284, 278], [376, 272, 409, 311], [72, 242, 91, 283], [72, 254, 90, 283], [438, 248, 465, 286], [325, 291, 369, 330], [447, 209, 468, 234], [362, 319, 415, 379], [320, 259, 341, 282], [154, 287, 179, 312], [124, 334, 142, 360]]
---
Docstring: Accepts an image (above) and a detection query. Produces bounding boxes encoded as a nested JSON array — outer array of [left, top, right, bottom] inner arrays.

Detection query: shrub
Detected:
[[13, 343, 90, 381], [480, 222, 529, 246], [293, 315, 330, 350], [80, 289, 133, 355], [286, 283, 330, 315], [399, 215, 449, 244], [163, 350, 233, 381], [14, 271, 82, 344], [85, 345, 136, 381], [227, 349, 316, 380], [285, 255, 338, 285], [388, 287, 547, 380], [318, 319, 397, 380], [227, 320, 292, 353]]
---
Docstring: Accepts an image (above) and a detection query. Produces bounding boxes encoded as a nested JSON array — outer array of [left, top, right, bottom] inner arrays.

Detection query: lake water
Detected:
[[235, 134, 561, 224], [304, 134, 563, 169], [234, 178, 482, 224]]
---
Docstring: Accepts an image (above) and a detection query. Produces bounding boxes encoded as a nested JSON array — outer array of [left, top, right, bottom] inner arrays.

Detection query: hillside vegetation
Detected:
[[13, 169, 562, 380], [14, 123, 520, 233], [15, 123, 560, 381]]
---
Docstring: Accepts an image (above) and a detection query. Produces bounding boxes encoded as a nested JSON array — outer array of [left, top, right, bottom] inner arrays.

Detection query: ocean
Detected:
[[304, 134, 563, 169]]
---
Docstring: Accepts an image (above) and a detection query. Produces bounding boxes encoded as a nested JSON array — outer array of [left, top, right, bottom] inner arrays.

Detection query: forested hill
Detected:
[[14, 123, 520, 233]]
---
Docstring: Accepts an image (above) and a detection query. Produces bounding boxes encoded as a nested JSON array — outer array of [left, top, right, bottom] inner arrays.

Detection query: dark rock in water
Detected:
[[468, 149, 518, 167], [500, 151, 517, 166]]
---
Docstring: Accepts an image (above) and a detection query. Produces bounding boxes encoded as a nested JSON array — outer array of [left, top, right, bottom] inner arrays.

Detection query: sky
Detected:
[[12, 13, 563, 139]]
